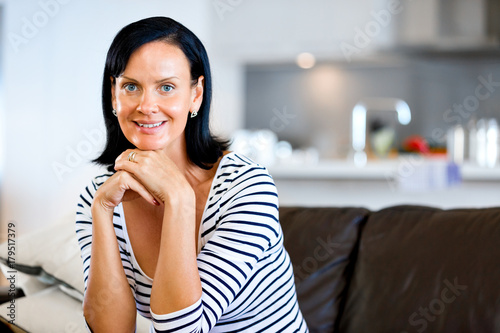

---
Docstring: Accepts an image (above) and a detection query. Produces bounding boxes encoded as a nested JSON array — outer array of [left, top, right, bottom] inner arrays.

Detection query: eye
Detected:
[[124, 83, 137, 92], [160, 85, 173, 92]]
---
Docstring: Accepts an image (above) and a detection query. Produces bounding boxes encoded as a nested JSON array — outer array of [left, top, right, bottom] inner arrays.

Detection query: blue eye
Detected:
[[161, 85, 173, 92], [124, 84, 137, 92]]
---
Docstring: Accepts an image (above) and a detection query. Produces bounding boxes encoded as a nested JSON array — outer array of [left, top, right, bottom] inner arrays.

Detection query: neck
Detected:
[[159, 138, 218, 189]]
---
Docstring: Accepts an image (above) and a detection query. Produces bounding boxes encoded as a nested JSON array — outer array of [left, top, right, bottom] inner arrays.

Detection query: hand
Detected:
[[92, 170, 160, 214], [113, 149, 195, 206]]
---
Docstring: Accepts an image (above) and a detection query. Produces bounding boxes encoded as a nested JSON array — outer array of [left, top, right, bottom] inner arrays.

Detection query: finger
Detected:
[[114, 151, 169, 204], [115, 149, 133, 163], [115, 149, 142, 165], [122, 172, 161, 206], [115, 149, 142, 172]]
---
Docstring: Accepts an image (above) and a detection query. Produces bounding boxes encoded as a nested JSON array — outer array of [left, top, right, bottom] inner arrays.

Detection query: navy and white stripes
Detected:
[[76, 152, 308, 332]]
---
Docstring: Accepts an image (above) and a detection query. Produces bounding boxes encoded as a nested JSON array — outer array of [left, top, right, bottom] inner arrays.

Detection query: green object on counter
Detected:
[[371, 127, 396, 157]]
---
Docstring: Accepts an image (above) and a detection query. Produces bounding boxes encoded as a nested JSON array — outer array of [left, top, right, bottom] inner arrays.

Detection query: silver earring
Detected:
[[112, 109, 117, 117], [190, 110, 198, 118]]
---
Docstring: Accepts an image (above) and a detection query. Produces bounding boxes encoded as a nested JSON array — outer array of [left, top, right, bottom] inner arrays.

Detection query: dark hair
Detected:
[[94, 16, 228, 171]]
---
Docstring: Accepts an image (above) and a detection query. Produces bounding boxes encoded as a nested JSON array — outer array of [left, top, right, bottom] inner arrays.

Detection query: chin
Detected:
[[128, 134, 181, 152], [131, 140, 166, 151], [136, 144, 163, 151]]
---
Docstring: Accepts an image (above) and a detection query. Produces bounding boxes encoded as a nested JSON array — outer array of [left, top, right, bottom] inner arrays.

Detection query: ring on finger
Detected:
[[128, 151, 137, 163]]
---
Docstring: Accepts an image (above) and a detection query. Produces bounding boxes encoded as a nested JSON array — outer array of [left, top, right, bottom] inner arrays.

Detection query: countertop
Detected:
[[267, 157, 500, 181], [267, 157, 500, 209]]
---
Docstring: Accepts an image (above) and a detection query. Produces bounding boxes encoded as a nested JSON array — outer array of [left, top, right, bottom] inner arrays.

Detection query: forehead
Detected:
[[122, 41, 191, 79]]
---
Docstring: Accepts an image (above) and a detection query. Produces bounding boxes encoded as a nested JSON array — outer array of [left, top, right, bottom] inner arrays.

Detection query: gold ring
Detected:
[[127, 151, 137, 163]]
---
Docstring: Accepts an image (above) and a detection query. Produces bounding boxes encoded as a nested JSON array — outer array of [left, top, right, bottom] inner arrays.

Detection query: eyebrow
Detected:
[[119, 75, 180, 83]]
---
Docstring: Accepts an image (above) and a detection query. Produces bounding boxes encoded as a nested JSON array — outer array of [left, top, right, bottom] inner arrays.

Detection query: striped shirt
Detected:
[[76, 152, 309, 332]]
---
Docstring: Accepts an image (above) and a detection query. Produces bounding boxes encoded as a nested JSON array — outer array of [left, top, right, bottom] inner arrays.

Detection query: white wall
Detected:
[[210, 0, 396, 62], [0, 0, 212, 236]]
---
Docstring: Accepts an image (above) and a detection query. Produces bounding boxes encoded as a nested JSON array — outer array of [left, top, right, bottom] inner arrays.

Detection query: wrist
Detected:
[[163, 187, 195, 207], [91, 199, 116, 218]]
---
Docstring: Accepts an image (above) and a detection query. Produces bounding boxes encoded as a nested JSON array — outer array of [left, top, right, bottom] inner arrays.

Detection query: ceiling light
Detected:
[[296, 52, 316, 69]]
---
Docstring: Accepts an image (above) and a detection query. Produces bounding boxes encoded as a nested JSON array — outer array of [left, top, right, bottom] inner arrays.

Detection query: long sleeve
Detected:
[[75, 174, 138, 305]]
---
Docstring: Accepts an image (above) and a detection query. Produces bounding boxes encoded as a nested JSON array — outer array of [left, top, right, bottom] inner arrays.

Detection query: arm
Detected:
[[150, 190, 203, 314], [112, 151, 203, 314], [82, 205, 137, 332], [76, 173, 159, 332], [148, 164, 280, 332], [113, 150, 280, 331]]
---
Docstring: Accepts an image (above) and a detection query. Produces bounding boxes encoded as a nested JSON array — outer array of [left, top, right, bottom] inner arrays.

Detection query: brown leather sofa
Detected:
[[280, 205, 500, 333]]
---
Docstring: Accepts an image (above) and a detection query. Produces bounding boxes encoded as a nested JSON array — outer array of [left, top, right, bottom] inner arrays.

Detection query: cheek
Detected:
[[166, 96, 191, 114], [169, 104, 187, 116], [116, 94, 137, 110], [117, 117, 131, 135]]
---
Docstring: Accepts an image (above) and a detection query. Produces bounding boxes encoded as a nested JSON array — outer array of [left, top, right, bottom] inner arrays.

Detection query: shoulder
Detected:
[[211, 152, 278, 210], [214, 152, 275, 189], [209, 153, 282, 243], [85, 172, 114, 194]]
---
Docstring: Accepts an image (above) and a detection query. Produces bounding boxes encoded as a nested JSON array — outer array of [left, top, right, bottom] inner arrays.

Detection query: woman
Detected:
[[75, 16, 308, 332]]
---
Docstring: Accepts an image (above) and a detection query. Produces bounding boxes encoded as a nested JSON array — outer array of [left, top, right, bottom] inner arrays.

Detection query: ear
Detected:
[[190, 76, 204, 114], [110, 76, 117, 110]]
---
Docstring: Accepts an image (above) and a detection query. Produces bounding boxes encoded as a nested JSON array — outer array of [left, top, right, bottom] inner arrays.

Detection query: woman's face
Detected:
[[111, 41, 203, 152]]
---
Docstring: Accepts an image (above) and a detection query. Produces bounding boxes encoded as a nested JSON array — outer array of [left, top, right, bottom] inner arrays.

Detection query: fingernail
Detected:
[[153, 199, 160, 206]]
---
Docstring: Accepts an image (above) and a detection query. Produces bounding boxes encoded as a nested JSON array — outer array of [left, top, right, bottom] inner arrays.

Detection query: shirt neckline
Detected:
[[197, 151, 235, 250]]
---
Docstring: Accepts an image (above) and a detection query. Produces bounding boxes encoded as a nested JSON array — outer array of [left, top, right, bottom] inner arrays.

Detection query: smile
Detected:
[[136, 121, 164, 128]]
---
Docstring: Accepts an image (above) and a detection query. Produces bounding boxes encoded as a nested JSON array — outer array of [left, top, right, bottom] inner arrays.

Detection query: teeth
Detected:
[[138, 122, 163, 128]]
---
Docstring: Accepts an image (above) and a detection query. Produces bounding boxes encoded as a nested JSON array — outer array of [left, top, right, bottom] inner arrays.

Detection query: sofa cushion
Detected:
[[0, 285, 152, 333], [339, 205, 500, 333], [0, 213, 84, 300], [279, 207, 369, 333]]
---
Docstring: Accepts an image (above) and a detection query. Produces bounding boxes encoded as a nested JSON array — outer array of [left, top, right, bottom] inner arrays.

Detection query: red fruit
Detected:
[[403, 135, 430, 154]]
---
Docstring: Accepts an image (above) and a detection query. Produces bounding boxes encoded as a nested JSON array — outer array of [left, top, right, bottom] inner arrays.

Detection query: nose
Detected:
[[137, 90, 159, 114]]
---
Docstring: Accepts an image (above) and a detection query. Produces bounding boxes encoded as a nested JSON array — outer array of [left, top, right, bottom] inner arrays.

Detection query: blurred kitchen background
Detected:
[[1, 0, 500, 236]]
